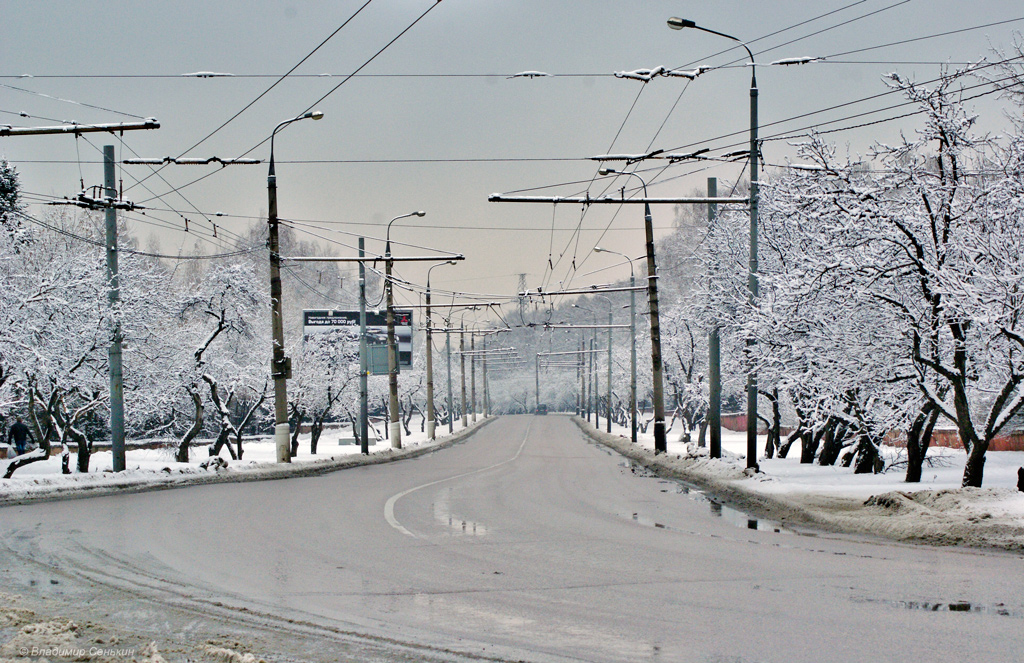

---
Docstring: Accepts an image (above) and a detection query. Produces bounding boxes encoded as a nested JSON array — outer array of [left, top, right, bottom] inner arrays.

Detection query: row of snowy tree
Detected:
[[662, 57, 1024, 488], [0, 171, 456, 476]]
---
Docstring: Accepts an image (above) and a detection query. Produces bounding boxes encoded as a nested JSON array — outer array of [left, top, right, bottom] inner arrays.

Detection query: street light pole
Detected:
[[426, 260, 457, 439], [385, 210, 426, 449], [595, 247, 638, 443], [598, 167, 667, 453], [268, 110, 323, 463], [470, 332, 477, 423], [446, 319, 454, 434], [591, 294, 614, 434], [668, 17, 759, 469]]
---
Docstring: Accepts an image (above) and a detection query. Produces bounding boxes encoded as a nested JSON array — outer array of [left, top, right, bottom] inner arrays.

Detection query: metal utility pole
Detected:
[[535, 354, 541, 411], [707, 178, 722, 459], [589, 336, 596, 425], [359, 238, 369, 455], [1, 119, 159, 137], [425, 260, 456, 439], [668, 16, 759, 468], [580, 335, 586, 419], [446, 322, 454, 434], [482, 335, 490, 417], [385, 251, 400, 448], [385, 210, 426, 449], [470, 333, 477, 423], [595, 247, 638, 443], [606, 308, 613, 434], [460, 323, 468, 427], [425, 277, 435, 438], [104, 146, 125, 472], [267, 110, 323, 463]]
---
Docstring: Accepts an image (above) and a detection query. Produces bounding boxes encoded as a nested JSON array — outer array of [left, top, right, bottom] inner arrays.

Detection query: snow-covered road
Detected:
[[2, 415, 1023, 662]]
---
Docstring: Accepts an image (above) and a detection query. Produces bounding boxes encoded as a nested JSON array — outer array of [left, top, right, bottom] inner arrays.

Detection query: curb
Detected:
[[571, 417, 1024, 551], [569, 416, 826, 529], [0, 417, 497, 508]]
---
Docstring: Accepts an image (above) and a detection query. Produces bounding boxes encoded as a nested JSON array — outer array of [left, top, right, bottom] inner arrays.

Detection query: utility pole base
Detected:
[[427, 420, 436, 440], [390, 422, 402, 449], [275, 424, 291, 463]]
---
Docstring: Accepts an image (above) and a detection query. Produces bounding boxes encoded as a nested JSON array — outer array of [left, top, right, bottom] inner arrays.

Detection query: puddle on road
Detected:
[[620, 460, 786, 534], [853, 596, 1023, 618], [433, 489, 488, 537]]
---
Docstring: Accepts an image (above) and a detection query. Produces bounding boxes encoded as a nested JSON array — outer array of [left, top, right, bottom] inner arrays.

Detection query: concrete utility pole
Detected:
[[17, 122, 160, 471], [359, 238, 370, 455], [595, 169, 665, 451], [103, 145, 125, 473], [707, 178, 722, 459], [267, 110, 323, 464]]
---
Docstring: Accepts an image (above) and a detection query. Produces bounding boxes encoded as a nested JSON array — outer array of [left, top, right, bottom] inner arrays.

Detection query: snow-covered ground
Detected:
[[0, 417, 489, 505], [578, 416, 1024, 551]]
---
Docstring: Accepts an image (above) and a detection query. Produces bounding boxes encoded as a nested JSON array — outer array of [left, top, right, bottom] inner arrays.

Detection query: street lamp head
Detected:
[[594, 246, 607, 253], [415, 210, 426, 217], [598, 167, 619, 176], [307, 110, 325, 120], [667, 17, 696, 30]]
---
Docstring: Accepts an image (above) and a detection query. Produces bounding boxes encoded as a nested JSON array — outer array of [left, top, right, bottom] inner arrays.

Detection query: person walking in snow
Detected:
[[7, 416, 33, 456]]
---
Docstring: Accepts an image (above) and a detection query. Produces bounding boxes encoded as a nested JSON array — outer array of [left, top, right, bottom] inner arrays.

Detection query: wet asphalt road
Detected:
[[2, 414, 1023, 662]]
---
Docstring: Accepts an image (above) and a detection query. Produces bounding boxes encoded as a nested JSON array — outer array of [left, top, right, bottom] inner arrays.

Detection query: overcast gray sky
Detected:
[[2, 0, 1022, 309]]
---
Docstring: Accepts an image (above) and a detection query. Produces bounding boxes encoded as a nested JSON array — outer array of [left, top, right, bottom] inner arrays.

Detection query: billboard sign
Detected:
[[303, 309, 414, 372]]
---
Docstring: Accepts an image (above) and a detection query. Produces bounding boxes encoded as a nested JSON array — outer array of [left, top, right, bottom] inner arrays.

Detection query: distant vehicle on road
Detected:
[[535, 404, 548, 415]]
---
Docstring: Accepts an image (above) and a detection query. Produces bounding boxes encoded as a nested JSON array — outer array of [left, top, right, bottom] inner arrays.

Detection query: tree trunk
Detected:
[[3, 448, 48, 479], [176, 388, 204, 463], [778, 428, 799, 459], [799, 431, 818, 464], [905, 403, 939, 483], [963, 441, 988, 487], [761, 389, 781, 459], [74, 428, 91, 473], [853, 434, 882, 474], [203, 376, 238, 460], [818, 420, 848, 467]]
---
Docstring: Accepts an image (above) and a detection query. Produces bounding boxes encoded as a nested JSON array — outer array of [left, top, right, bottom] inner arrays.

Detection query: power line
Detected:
[[133, 1, 443, 208], [13, 209, 263, 261], [126, 0, 375, 197]]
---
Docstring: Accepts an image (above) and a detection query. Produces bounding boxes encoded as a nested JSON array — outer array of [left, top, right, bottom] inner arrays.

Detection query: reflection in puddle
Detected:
[[854, 596, 1022, 618], [620, 460, 785, 534], [433, 489, 488, 537]]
